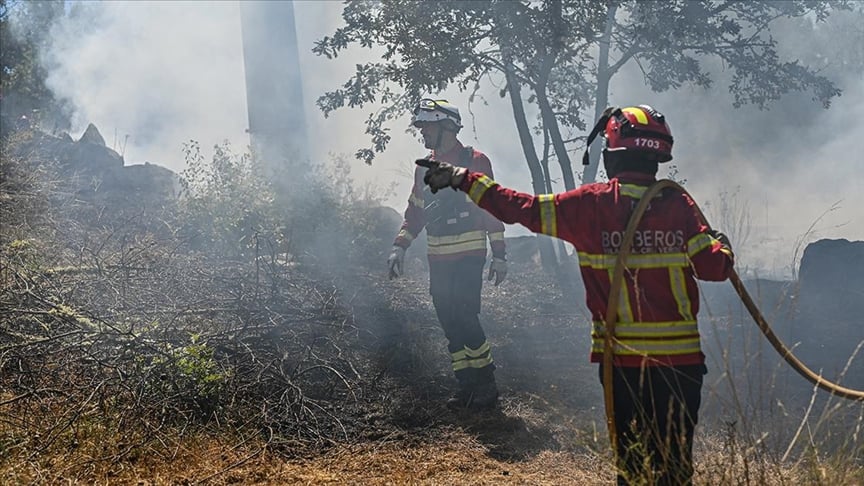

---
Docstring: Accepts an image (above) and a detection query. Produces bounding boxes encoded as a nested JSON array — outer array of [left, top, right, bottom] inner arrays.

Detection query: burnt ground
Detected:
[[303, 256, 605, 460], [304, 252, 864, 476], [1, 129, 860, 482], [3, 242, 862, 484]]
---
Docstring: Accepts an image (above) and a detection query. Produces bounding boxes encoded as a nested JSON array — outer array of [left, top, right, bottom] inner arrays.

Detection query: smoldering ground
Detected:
[[4, 1, 862, 478]]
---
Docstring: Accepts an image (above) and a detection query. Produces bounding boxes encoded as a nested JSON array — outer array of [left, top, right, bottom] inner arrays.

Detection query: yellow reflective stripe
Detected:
[[590, 337, 701, 356], [427, 231, 487, 255], [428, 230, 486, 246], [619, 183, 666, 200], [539, 194, 557, 237], [609, 269, 634, 323], [593, 320, 698, 338], [577, 251, 689, 269], [487, 232, 505, 242], [620, 184, 646, 199], [622, 107, 649, 125], [451, 342, 493, 371], [452, 342, 490, 360], [465, 341, 491, 357], [669, 266, 694, 321], [468, 174, 496, 204], [427, 240, 487, 255], [397, 229, 415, 243], [452, 355, 494, 371], [409, 193, 424, 208], [687, 232, 714, 256]]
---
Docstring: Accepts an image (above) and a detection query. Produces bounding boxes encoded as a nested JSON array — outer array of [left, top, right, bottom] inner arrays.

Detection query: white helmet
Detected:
[[411, 99, 462, 131]]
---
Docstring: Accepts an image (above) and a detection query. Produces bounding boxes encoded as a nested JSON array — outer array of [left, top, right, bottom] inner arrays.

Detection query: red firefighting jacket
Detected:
[[395, 142, 505, 262], [459, 170, 733, 367]]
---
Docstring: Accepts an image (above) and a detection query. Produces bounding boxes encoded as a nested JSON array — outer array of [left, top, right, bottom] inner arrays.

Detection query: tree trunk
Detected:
[[536, 86, 576, 191], [240, 0, 309, 187], [536, 0, 576, 191], [543, 125, 573, 272], [503, 57, 558, 270], [582, 3, 617, 184]]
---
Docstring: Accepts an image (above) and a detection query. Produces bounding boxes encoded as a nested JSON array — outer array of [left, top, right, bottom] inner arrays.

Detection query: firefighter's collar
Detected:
[[613, 171, 656, 184]]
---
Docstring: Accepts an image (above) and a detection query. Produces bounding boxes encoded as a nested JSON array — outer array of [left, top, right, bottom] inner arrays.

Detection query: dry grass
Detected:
[[4, 418, 861, 485], [0, 417, 613, 485], [2, 133, 863, 485]]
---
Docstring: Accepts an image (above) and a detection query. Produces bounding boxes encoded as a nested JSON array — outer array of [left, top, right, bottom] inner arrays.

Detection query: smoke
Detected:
[[46, 1, 248, 164], [41, 1, 861, 278], [607, 10, 864, 276]]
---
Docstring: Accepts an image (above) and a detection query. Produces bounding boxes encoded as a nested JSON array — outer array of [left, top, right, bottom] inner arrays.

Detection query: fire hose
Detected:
[[602, 179, 864, 457]]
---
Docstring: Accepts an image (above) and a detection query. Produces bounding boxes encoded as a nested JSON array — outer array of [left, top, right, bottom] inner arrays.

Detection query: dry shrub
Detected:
[[2, 134, 862, 484]]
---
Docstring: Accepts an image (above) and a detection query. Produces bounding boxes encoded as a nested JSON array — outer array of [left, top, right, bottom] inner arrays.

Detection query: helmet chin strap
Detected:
[[582, 107, 620, 166]]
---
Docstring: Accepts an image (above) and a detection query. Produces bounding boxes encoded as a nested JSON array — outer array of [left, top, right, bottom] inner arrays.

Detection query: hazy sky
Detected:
[[43, 1, 862, 278]]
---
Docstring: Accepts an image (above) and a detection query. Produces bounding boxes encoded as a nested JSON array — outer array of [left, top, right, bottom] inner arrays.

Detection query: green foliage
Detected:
[[581, 0, 848, 182], [178, 140, 283, 259], [316, 0, 848, 185], [617, 1, 843, 109], [0, 0, 67, 132], [0, 133, 57, 265], [177, 140, 391, 265], [144, 336, 229, 421], [314, 1, 606, 167], [313, 154, 397, 263]]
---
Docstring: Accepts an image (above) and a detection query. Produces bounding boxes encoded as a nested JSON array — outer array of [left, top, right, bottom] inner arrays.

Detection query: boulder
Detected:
[[791, 238, 864, 388], [78, 123, 106, 146], [356, 205, 427, 269], [10, 128, 178, 205], [798, 238, 864, 305]]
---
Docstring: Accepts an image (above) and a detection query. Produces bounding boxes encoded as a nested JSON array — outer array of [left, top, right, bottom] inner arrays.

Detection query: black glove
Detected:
[[387, 246, 405, 279], [487, 257, 507, 286], [708, 229, 732, 251], [416, 159, 467, 194]]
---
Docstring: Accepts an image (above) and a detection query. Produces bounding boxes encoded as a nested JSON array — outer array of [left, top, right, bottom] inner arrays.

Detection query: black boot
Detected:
[[467, 381, 499, 409], [447, 373, 499, 411], [446, 387, 474, 410]]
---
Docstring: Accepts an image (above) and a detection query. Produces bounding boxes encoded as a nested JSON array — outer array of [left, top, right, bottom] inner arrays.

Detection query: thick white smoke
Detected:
[[46, 1, 248, 165], [43, 1, 861, 278]]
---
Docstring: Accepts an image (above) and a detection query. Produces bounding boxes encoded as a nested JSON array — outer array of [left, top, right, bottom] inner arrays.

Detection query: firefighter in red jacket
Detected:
[[388, 99, 507, 411], [420, 105, 733, 485]]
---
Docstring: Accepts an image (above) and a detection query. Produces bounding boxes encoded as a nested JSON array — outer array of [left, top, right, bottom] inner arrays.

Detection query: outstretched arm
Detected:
[[417, 159, 583, 241]]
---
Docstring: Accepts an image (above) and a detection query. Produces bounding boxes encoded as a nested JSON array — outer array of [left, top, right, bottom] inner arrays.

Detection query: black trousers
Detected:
[[429, 257, 495, 387], [598, 364, 706, 486]]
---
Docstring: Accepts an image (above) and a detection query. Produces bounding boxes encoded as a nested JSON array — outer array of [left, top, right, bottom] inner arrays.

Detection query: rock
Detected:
[[792, 238, 864, 387], [78, 123, 106, 146], [351, 205, 427, 268], [110, 162, 181, 200], [798, 238, 864, 304], [10, 129, 178, 204]]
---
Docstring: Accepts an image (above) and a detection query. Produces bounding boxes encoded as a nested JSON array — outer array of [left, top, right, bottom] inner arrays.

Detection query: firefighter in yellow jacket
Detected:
[[388, 99, 507, 410]]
